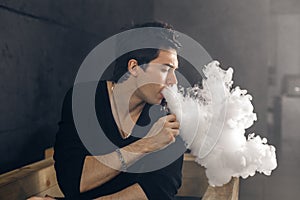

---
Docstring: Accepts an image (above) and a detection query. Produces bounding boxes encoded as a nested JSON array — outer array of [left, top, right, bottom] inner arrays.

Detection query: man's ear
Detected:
[[127, 59, 139, 77]]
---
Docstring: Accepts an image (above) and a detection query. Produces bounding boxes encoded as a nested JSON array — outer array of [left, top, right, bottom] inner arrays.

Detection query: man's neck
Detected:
[[108, 80, 145, 138]]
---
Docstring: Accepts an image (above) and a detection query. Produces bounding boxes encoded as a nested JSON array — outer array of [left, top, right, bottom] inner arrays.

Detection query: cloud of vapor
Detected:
[[162, 61, 277, 186]]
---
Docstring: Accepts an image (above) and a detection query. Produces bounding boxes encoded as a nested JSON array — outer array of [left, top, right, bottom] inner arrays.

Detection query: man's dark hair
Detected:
[[111, 21, 181, 83]]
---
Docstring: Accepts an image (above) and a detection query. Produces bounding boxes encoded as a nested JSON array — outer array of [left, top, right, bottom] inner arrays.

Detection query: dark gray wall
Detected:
[[0, 0, 154, 173]]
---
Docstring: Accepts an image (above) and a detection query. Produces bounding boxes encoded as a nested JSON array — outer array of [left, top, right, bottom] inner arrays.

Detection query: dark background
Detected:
[[1, 0, 299, 199]]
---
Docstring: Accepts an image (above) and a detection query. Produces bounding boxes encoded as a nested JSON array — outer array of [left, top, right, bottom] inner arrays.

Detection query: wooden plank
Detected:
[[178, 154, 208, 197], [36, 185, 64, 198], [0, 158, 63, 199], [180, 154, 239, 199], [0, 159, 54, 186], [44, 148, 54, 159], [202, 177, 239, 200]]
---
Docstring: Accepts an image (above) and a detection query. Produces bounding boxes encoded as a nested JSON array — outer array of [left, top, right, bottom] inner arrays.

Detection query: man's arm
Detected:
[[96, 183, 148, 200], [80, 114, 180, 192], [80, 139, 147, 192]]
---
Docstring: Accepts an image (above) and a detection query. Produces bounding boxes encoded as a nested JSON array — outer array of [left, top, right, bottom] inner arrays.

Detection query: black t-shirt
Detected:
[[54, 81, 185, 200]]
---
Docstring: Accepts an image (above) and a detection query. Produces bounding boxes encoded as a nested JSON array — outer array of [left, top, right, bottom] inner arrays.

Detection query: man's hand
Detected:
[[144, 114, 180, 152]]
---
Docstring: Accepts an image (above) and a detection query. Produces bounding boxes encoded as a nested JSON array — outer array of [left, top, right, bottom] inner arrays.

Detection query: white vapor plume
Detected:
[[162, 61, 277, 186]]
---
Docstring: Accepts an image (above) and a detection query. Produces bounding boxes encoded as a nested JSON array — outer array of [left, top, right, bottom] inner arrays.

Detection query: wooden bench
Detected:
[[178, 154, 239, 200], [0, 149, 239, 199], [0, 158, 63, 199]]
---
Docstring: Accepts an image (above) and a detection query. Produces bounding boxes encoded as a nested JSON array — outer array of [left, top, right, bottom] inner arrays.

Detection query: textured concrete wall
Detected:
[[0, 0, 153, 173], [153, 0, 270, 135]]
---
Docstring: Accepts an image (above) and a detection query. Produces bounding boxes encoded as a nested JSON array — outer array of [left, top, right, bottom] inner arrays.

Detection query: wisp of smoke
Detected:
[[162, 61, 277, 186]]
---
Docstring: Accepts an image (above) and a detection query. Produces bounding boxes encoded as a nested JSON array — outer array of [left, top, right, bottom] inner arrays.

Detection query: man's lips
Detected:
[[157, 92, 163, 99], [159, 87, 166, 98]]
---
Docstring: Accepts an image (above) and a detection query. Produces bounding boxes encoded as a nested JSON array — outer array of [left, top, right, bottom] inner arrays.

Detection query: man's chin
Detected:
[[148, 98, 163, 105]]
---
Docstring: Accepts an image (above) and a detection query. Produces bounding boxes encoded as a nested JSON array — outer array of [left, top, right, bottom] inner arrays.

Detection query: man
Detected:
[[54, 21, 186, 200]]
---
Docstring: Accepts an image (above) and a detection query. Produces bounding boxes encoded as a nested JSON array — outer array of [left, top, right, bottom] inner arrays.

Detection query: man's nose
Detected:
[[166, 71, 177, 86]]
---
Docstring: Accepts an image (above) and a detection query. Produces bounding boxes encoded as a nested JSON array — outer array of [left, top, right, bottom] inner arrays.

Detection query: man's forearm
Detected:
[[80, 138, 152, 192], [96, 183, 148, 200], [80, 155, 120, 192]]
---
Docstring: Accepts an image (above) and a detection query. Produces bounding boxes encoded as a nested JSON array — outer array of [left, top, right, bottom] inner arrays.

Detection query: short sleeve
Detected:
[[53, 88, 89, 198], [137, 155, 183, 200]]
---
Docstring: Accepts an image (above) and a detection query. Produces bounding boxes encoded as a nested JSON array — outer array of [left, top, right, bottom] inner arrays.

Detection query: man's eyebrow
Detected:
[[164, 63, 178, 69]]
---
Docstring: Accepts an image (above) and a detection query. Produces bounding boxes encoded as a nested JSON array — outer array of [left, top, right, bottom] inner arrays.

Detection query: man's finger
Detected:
[[166, 114, 176, 122]]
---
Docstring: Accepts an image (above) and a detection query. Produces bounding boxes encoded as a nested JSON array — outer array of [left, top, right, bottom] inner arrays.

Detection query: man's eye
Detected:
[[161, 68, 169, 72], [161, 66, 170, 72]]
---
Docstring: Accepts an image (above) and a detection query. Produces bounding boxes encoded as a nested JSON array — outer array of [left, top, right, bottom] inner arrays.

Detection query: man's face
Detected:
[[135, 49, 179, 105]]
